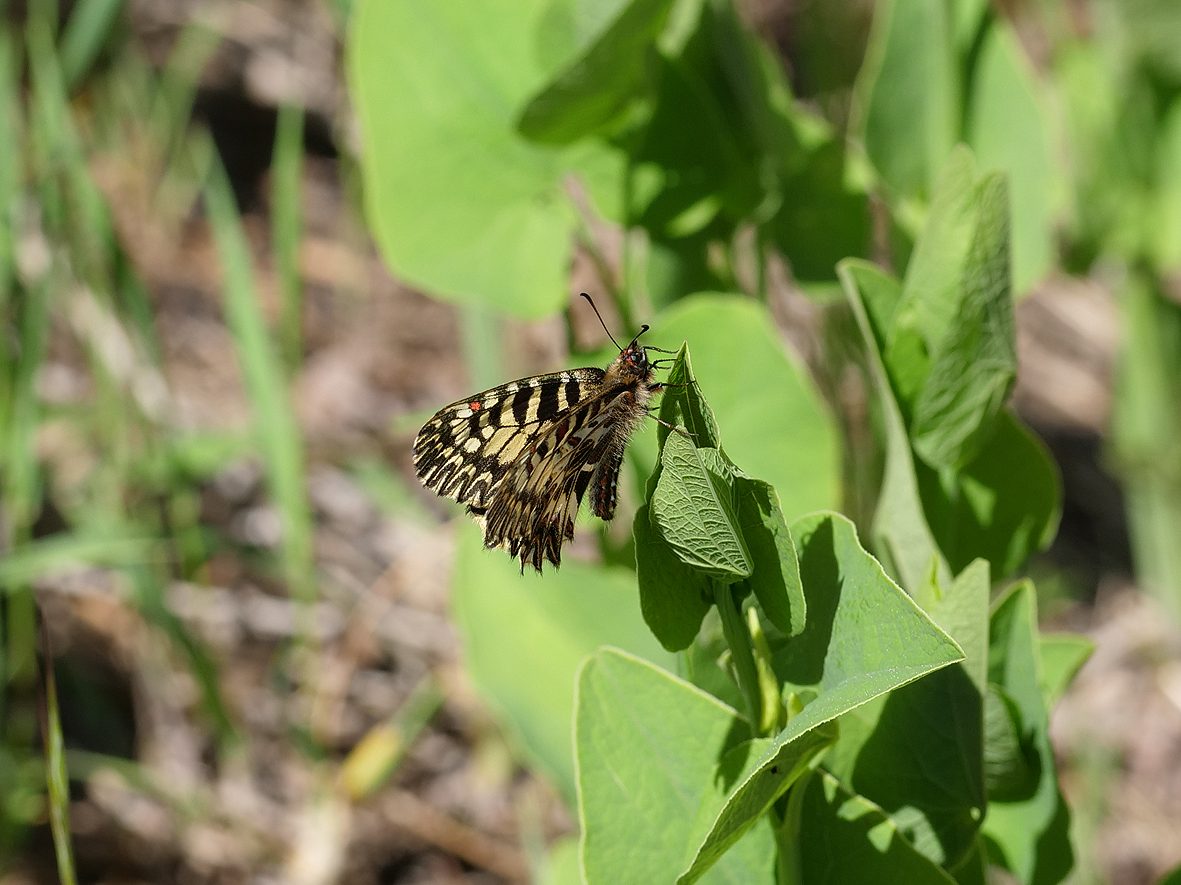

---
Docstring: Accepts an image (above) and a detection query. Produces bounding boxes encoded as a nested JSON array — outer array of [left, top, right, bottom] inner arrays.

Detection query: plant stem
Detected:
[[713, 580, 761, 730]]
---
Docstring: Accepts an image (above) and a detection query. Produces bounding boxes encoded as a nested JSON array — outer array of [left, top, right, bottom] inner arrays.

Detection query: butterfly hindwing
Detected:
[[482, 384, 632, 570]]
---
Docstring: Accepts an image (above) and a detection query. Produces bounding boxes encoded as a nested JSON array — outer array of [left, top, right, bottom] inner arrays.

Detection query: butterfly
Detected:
[[413, 294, 672, 572]]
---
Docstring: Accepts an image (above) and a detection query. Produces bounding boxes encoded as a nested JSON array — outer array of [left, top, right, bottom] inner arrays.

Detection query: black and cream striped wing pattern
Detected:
[[413, 367, 631, 571]]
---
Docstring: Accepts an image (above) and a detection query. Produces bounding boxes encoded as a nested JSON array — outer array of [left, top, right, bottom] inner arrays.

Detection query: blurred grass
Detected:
[[0, 0, 439, 874], [204, 151, 319, 685], [38, 620, 78, 885], [59, 0, 124, 92], [0, 30, 18, 307], [0, 19, 36, 776], [273, 103, 305, 370], [339, 677, 443, 800], [1, 2, 297, 866], [204, 151, 315, 578]]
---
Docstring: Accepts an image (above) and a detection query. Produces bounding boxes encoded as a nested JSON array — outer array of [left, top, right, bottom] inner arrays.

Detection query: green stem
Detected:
[[460, 304, 502, 392], [713, 580, 761, 730]]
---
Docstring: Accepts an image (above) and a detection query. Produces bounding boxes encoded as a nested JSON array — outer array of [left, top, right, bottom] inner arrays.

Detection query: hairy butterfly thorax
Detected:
[[412, 295, 669, 572]]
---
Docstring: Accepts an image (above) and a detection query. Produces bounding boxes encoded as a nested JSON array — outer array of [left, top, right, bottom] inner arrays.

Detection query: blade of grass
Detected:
[[28, 22, 237, 745], [30, 11, 165, 364], [338, 677, 443, 800], [0, 30, 20, 314], [0, 531, 161, 589], [0, 30, 23, 523], [26, 0, 60, 36], [27, 16, 117, 285], [2, 283, 52, 697], [153, 21, 220, 162], [204, 151, 317, 628], [32, 15, 166, 363], [37, 616, 78, 885], [272, 102, 305, 369], [27, 14, 172, 434], [27, 26, 163, 530], [60, 0, 126, 92], [128, 563, 237, 744]]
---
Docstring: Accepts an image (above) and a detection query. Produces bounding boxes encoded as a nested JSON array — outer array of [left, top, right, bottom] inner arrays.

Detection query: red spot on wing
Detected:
[[469, 401, 482, 411]]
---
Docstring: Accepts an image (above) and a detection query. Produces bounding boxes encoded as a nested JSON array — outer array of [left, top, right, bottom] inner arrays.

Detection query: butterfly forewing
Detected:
[[413, 342, 661, 572], [413, 369, 604, 509]]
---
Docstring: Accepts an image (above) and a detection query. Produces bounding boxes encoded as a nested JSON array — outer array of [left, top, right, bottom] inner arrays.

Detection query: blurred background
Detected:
[[1, 0, 1180, 882]]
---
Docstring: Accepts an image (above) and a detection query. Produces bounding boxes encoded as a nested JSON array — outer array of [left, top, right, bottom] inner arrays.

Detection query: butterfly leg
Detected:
[[643, 408, 694, 439]]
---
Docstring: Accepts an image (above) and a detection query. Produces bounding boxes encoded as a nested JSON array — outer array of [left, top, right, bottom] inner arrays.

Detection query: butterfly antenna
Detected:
[[627, 324, 650, 348], [579, 292, 624, 352]]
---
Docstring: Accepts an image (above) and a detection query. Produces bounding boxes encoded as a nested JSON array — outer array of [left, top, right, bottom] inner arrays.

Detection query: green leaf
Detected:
[[793, 771, 958, 885], [950, 0, 989, 53], [576, 649, 783, 884], [981, 582, 1074, 885], [901, 151, 1017, 469], [626, 0, 809, 238], [915, 411, 1061, 579], [645, 233, 732, 310], [1110, 0, 1181, 82], [677, 512, 963, 881], [634, 502, 712, 651], [854, 0, 958, 197], [637, 296, 840, 522], [348, 0, 573, 317], [1037, 634, 1093, 710], [767, 132, 872, 282], [773, 512, 963, 705], [535, 835, 580, 885], [676, 732, 831, 884], [824, 560, 989, 867], [1151, 98, 1181, 270], [844, 153, 1053, 581], [982, 683, 1039, 802], [587, 512, 963, 883], [1053, 42, 1146, 264], [894, 147, 988, 361], [909, 172, 1015, 468], [622, 0, 779, 235], [656, 343, 721, 452], [839, 259, 950, 592], [948, 837, 990, 885], [1112, 277, 1181, 617], [652, 434, 752, 579], [922, 558, 991, 696], [733, 477, 805, 637], [452, 525, 673, 803], [517, 0, 675, 144], [965, 21, 1062, 293]]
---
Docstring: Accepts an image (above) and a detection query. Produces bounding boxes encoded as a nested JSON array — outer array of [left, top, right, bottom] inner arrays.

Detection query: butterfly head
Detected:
[[579, 294, 664, 385], [617, 339, 652, 380]]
